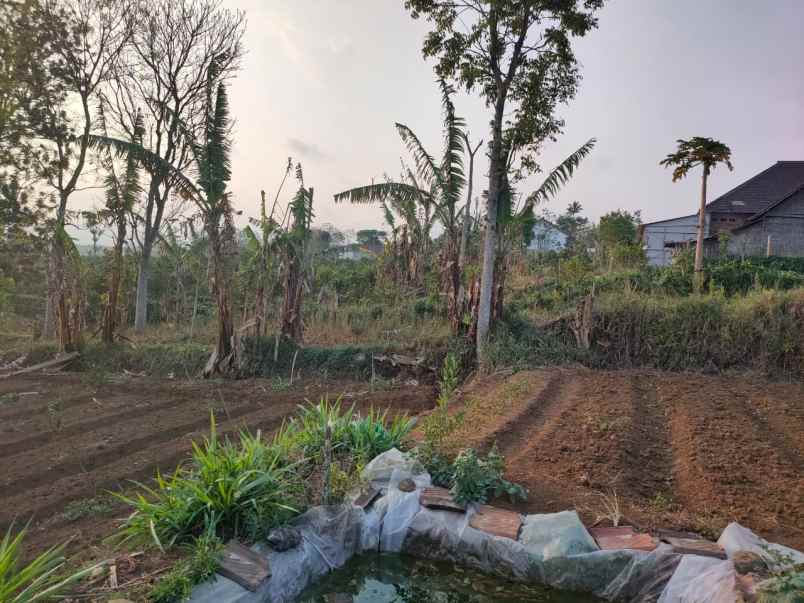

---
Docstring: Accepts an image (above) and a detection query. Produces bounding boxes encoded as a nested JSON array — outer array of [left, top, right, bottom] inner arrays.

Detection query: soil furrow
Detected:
[[625, 374, 674, 499]]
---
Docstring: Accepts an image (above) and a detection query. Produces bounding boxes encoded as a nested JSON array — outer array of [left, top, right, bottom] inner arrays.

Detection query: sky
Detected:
[[74, 0, 804, 240]]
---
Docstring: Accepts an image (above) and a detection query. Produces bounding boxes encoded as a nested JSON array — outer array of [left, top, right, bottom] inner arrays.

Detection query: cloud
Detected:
[[287, 138, 331, 161]]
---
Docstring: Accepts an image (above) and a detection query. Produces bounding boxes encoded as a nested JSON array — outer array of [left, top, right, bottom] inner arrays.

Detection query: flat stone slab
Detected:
[[662, 536, 727, 559], [469, 505, 522, 540], [588, 526, 657, 551], [217, 541, 271, 592], [354, 487, 381, 509], [421, 487, 466, 513]]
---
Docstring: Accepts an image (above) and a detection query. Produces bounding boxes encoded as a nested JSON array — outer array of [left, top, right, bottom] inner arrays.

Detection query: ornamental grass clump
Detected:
[[117, 416, 303, 549], [1, 524, 96, 603]]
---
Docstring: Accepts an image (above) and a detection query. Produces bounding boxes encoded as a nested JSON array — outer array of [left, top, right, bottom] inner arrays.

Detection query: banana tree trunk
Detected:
[[203, 225, 235, 377]]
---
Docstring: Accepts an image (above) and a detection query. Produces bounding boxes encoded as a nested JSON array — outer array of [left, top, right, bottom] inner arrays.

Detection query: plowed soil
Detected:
[[0, 373, 435, 564], [444, 368, 804, 550]]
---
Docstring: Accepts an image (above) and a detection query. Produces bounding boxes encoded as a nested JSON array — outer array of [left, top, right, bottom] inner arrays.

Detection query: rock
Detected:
[[732, 551, 768, 576], [266, 526, 301, 551], [397, 478, 416, 492]]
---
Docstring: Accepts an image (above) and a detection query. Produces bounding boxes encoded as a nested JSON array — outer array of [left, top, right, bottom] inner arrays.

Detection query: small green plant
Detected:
[[117, 416, 302, 549], [81, 364, 109, 390], [62, 497, 114, 522], [149, 533, 223, 603], [270, 376, 291, 392], [650, 492, 672, 511], [438, 352, 459, 403], [47, 400, 64, 432], [1, 524, 96, 602], [414, 443, 454, 488], [756, 546, 804, 603], [290, 397, 354, 460], [450, 445, 527, 506], [0, 393, 20, 406]]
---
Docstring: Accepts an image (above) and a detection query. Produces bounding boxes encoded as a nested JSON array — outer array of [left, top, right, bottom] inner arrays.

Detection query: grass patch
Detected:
[[62, 497, 114, 522]]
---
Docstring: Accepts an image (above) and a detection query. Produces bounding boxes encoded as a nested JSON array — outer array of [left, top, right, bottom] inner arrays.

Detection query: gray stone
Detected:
[[266, 527, 301, 552]]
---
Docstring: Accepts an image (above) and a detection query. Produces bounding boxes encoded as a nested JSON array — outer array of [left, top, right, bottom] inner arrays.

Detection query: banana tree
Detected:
[[335, 79, 468, 331], [97, 109, 143, 344], [277, 164, 314, 342]]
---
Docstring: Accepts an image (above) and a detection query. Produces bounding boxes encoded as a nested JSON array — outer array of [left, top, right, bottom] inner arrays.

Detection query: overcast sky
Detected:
[[74, 0, 804, 239]]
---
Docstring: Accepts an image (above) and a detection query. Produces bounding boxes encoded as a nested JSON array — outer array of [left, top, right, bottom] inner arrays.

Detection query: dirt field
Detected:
[[0, 372, 435, 567], [2, 365, 803, 591], [445, 368, 804, 551]]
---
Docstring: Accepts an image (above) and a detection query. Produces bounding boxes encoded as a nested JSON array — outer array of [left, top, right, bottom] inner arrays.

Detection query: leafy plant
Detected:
[[1, 524, 95, 603], [347, 407, 415, 463], [290, 397, 354, 460], [116, 416, 302, 549], [414, 443, 454, 488], [450, 445, 526, 506], [756, 546, 804, 603]]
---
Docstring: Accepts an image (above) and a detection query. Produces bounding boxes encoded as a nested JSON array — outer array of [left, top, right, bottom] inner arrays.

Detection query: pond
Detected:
[[295, 553, 602, 603]]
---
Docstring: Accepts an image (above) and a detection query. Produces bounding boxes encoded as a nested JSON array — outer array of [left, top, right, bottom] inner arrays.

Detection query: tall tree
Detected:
[[36, 0, 131, 348], [405, 0, 604, 357], [101, 0, 245, 333], [660, 137, 733, 292]]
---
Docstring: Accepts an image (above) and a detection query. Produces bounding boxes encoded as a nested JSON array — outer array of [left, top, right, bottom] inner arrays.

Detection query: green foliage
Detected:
[[450, 445, 527, 506], [117, 416, 302, 549], [660, 137, 733, 182], [347, 408, 415, 464], [291, 398, 414, 464], [598, 210, 639, 247], [62, 498, 113, 522], [756, 546, 804, 603], [1, 524, 95, 603], [414, 443, 455, 488], [149, 534, 223, 603]]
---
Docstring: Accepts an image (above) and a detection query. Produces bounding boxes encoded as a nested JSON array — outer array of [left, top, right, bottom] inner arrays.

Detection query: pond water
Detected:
[[295, 553, 601, 603]]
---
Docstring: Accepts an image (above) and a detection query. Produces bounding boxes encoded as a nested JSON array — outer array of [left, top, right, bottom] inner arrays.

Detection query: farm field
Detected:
[[442, 368, 804, 551], [2, 366, 803, 575], [0, 373, 435, 566]]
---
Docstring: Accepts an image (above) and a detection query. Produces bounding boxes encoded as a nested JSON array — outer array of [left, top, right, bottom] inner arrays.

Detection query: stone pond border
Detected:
[[189, 449, 803, 603]]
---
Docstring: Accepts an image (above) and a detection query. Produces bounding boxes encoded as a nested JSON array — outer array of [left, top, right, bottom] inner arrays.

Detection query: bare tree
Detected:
[[101, 0, 245, 333], [36, 0, 131, 347]]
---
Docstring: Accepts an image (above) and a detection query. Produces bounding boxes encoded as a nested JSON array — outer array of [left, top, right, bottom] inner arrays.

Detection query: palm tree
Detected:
[[661, 137, 733, 292], [335, 79, 467, 331], [91, 55, 238, 375]]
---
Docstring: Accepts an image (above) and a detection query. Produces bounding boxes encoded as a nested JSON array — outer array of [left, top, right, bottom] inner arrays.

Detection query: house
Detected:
[[640, 161, 804, 265], [527, 219, 568, 252]]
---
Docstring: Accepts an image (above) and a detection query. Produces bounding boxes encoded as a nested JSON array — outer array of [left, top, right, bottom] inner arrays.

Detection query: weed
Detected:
[[270, 376, 291, 392], [149, 533, 222, 603], [62, 497, 114, 522], [587, 490, 622, 527], [347, 408, 414, 464], [0, 393, 20, 406], [450, 445, 527, 506], [757, 546, 804, 602], [47, 400, 64, 432], [81, 364, 109, 390], [414, 443, 454, 488], [650, 492, 672, 511]]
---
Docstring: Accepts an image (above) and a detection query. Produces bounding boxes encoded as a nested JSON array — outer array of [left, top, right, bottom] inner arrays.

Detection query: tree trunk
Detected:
[[694, 166, 709, 293], [134, 249, 151, 332], [476, 101, 505, 358], [102, 218, 126, 344], [203, 226, 235, 377]]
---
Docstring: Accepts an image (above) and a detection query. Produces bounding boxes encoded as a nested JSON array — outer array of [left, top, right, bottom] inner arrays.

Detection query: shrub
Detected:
[[450, 446, 527, 506], [347, 408, 415, 464], [117, 417, 303, 549], [1, 524, 95, 603]]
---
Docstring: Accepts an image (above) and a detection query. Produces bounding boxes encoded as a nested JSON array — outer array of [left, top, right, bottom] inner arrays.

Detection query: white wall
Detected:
[[642, 214, 709, 266], [528, 222, 568, 252]]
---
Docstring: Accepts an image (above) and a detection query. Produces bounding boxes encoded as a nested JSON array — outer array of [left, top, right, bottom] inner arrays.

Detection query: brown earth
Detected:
[[3, 367, 803, 600], [0, 372, 434, 587], [443, 368, 804, 551]]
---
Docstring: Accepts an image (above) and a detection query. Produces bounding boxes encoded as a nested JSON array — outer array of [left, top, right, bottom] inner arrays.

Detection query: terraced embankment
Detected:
[[444, 368, 804, 551]]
